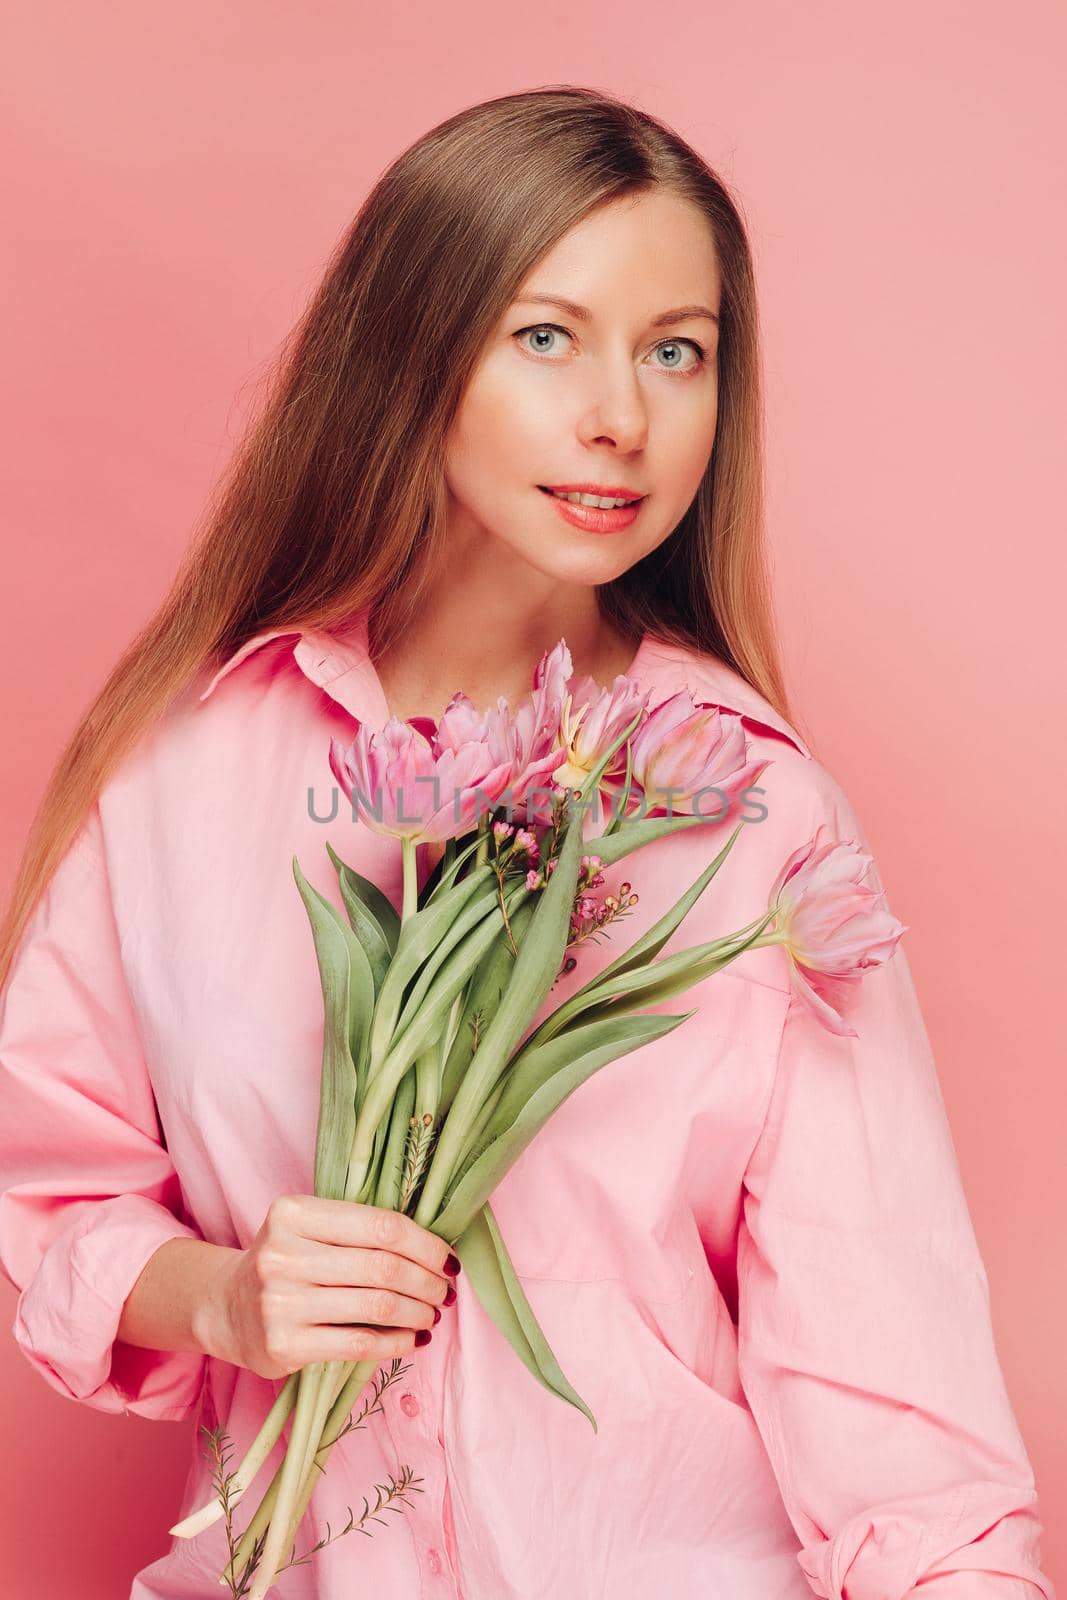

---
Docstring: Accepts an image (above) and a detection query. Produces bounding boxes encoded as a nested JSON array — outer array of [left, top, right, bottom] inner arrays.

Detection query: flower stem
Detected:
[[221, 1467, 279, 1588], [169, 1372, 300, 1539], [273, 1361, 352, 1569], [414, 1045, 440, 1127], [244, 1360, 327, 1600], [450, 1075, 504, 1176], [401, 835, 419, 921], [220, 1360, 378, 1589]]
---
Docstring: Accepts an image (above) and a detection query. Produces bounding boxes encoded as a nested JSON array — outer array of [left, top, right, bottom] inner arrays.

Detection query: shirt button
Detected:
[[427, 1548, 442, 1574], [399, 1391, 420, 1418]]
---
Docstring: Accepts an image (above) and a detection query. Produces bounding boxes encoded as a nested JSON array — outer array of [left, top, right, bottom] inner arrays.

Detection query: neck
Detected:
[[368, 573, 638, 723]]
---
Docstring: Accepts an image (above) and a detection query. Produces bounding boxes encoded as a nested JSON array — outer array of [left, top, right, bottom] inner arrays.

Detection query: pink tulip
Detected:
[[552, 666, 651, 815], [329, 714, 514, 844], [766, 824, 908, 1036], [616, 690, 772, 819], [485, 639, 572, 822]]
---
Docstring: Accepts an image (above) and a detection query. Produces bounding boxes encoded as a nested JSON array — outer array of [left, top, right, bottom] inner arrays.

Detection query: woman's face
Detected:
[[442, 188, 722, 589]]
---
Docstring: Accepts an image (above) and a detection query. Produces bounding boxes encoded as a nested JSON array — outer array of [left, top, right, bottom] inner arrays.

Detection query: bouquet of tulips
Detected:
[[169, 640, 905, 1596]]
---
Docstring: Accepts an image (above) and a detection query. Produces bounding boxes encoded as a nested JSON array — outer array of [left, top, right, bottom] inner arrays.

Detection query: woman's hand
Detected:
[[201, 1193, 458, 1379]]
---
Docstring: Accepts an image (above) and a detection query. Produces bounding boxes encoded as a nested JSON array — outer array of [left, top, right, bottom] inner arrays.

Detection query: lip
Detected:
[[537, 484, 645, 535], [539, 482, 645, 499]]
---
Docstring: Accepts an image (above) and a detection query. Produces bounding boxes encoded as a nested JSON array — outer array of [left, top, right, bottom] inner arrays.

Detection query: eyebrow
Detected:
[[513, 292, 720, 328]]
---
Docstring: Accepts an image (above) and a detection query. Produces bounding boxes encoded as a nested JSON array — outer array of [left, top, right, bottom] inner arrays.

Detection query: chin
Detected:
[[512, 543, 633, 586]]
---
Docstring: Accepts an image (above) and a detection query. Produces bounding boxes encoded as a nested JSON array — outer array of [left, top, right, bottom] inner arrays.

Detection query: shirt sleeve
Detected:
[[0, 803, 207, 1421], [735, 778, 1055, 1598]]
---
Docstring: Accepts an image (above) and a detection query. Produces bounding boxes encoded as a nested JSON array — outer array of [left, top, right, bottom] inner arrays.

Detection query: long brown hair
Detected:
[[1, 83, 810, 991]]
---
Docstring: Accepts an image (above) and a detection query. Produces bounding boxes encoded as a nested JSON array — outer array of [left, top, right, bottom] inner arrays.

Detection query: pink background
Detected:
[[2, 2, 1063, 1593]]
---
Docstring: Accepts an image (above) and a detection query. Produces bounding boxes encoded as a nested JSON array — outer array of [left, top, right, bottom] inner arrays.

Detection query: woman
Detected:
[[0, 86, 1053, 1599]]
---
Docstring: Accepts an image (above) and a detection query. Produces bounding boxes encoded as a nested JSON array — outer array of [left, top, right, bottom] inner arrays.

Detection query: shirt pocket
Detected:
[[486, 971, 790, 1306]]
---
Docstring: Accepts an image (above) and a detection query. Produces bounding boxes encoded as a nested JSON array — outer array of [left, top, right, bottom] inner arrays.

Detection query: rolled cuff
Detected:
[[13, 1193, 208, 1421]]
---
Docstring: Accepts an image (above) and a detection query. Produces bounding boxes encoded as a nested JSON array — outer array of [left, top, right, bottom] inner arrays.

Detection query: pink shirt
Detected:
[[0, 610, 1053, 1598]]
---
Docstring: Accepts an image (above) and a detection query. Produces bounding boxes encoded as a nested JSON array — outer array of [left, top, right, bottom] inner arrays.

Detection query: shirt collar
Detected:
[[198, 611, 811, 760], [199, 604, 383, 713]]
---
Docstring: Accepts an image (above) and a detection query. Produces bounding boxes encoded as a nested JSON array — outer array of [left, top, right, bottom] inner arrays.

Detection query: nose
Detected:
[[576, 355, 649, 454]]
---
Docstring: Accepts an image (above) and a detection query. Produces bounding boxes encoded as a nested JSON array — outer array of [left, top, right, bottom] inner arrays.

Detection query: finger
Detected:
[[298, 1323, 419, 1367], [303, 1241, 452, 1304], [299, 1198, 455, 1278], [305, 1285, 441, 1330]]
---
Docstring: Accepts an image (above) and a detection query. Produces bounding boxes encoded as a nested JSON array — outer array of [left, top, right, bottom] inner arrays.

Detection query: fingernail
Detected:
[[443, 1282, 457, 1306], [432, 1306, 442, 1324], [444, 1252, 461, 1276], [415, 1328, 433, 1346]]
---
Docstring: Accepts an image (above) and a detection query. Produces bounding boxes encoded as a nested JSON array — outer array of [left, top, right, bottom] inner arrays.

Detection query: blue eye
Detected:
[[514, 323, 708, 376], [519, 325, 569, 355], [652, 339, 705, 372]]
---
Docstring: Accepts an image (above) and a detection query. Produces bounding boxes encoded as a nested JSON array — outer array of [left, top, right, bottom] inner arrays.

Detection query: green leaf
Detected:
[[438, 894, 538, 1116], [433, 1009, 693, 1239], [596, 821, 743, 980], [334, 876, 393, 997], [368, 865, 494, 1070], [449, 1201, 597, 1431], [374, 1062, 417, 1213], [422, 828, 486, 901], [292, 857, 366, 1201], [464, 801, 587, 1075], [325, 840, 401, 954], [297, 854, 377, 1109], [349, 1102, 394, 1205], [524, 824, 748, 1049], [589, 809, 725, 867], [562, 907, 778, 1022], [408, 800, 591, 1226], [428, 802, 585, 1115], [600, 735, 635, 836], [379, 885, 529, 1088], [394, 882, 504, 1031]]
